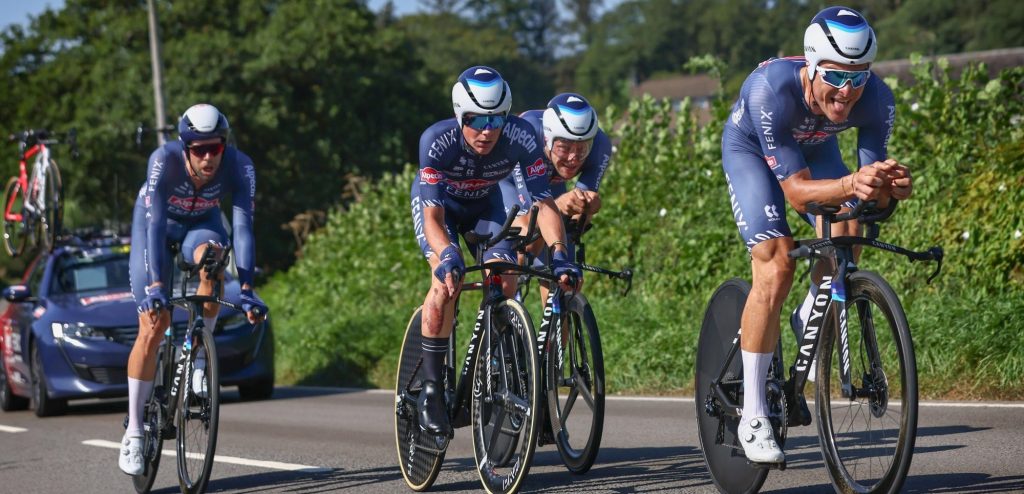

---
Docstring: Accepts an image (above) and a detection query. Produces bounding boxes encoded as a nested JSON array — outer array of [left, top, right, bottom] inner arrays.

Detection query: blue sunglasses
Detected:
[[816, 67, 870, 89], [463, 114, 507, 131]]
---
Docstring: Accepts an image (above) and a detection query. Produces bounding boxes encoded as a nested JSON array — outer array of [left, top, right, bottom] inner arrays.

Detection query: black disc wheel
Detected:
[[695, 278, 768, 494], [472, 299, 541, 494], [176, 326, 220, 494], [816, 271, 917, 494], [394, 307, 446, 491], [545, 293, 604, 474], [2, 177, 28, 257]]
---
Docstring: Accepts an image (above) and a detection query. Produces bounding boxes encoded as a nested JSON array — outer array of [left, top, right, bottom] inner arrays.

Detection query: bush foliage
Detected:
[[264, 59, 1024, 399]]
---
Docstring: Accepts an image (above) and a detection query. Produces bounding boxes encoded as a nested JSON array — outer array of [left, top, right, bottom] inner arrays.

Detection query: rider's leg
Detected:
[[125, 310, 172, 435], [418, 252, 459, 436]]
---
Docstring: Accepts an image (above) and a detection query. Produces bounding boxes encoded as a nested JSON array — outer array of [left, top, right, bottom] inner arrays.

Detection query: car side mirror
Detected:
[[2, 284, 34, 303]]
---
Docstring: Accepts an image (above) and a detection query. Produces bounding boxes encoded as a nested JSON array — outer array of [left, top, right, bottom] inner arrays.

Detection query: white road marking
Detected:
[[82, 439, 331, 472], [370, 387, 1024, 408], [0, 424, 28, 433]]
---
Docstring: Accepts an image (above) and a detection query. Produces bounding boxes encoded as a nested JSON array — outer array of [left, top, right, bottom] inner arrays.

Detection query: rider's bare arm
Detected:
[[780, 163, 896, 214]]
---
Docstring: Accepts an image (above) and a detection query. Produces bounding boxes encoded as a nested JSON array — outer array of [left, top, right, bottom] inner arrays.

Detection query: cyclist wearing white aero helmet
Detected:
[[410, 66, 580, 437], [119, 104, 268, 475], [719, 6, 913, 464]]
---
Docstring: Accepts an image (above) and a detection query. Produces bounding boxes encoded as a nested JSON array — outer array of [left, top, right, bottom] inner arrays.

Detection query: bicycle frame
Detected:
[[5, 141, 50, 222], [708, 201, 943, 421]]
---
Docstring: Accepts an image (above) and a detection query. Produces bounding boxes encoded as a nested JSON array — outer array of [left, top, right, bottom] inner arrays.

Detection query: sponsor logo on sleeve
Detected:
[[420, 167, 444, 185], [765, 155, 779, 170], [526, 158, 547, 177]]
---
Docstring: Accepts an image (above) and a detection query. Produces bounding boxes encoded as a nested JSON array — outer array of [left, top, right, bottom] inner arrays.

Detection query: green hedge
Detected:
[[263, 58, 1024, 399]]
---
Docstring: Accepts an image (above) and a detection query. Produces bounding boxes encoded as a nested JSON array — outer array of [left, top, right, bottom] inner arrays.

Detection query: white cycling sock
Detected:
[[126, 378, 154, 437], [741, 350, 773, 426]]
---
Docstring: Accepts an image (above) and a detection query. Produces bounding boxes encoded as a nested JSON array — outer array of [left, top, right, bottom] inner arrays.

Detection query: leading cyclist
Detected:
[[720, 6, 912, 463], [119, 104, 268, 475], [410, 66, 580, 438]]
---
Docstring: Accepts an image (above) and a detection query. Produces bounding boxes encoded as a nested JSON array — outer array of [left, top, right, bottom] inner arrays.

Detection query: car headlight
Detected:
[[51, 322, 107, 340], [218, 312, 249, 332]]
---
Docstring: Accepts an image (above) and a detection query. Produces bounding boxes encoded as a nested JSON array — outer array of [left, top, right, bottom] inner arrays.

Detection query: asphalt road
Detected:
[[1, 386, 1022, 493]]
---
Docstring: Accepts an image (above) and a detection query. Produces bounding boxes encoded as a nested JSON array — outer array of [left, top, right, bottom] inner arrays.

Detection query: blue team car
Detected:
[[0, 233, 274, 416]]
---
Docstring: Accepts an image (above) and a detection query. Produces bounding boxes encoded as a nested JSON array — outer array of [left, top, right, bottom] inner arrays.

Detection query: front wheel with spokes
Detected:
[[2, 177, 28, 257], [545, 293, 605, 474], [816, 270, 917, 494], [176, 326, 220, 494], [472, 298, 541, 494]]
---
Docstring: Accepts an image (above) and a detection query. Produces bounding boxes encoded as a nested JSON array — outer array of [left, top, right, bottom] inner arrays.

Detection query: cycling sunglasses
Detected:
[[462, 114, 507, 131], [188, 142, 225, 157], [815, 67, 871, 89]]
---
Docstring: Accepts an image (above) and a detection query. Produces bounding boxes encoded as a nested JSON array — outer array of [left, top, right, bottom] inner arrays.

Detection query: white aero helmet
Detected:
[[178, 103, 230, 144], [452, 66, 512, 122], [804, 6, 877, 80], [542, 93, 598, 150]]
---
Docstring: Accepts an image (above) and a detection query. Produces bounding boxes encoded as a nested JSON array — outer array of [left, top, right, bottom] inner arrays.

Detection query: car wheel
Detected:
[[30, 344, 66, 417], [238, 377, 274, 402], [0, 360, 29, 411]]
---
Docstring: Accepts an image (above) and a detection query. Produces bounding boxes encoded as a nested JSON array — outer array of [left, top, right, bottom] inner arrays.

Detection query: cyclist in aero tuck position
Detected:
[[410, 66, 581, 439], [720, 6, 912, 464], [119, 104, 268, 475], [501, 92, 612, 300]]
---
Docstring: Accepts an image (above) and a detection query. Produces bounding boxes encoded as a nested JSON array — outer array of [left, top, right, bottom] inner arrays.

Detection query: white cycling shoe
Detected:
[[191, 368, 208, 399], [738, 417, 785, 463], [119, 434, 144, 476]]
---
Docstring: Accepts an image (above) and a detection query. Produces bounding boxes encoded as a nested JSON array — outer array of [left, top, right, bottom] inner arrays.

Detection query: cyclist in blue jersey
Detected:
[[720, 6, 912, 464], [502, 92, 612, 296], [410, 66, 580, 438], [119, 104, 268, 475]]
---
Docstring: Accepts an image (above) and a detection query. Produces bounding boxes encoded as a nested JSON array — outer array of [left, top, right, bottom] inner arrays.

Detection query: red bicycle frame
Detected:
[[4, 142, 46, 223]]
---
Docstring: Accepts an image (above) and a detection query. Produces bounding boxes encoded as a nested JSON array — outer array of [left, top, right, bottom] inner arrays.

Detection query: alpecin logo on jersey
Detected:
[[421, 167, 444, 185], [527, 158, 547, 177], [169, 196, 220, 211], [448, 178, 496, 192]]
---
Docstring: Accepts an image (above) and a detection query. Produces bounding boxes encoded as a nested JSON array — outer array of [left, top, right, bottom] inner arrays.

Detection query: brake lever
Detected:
[[926, 247, 944, 284], [621, 268, 633, 297]]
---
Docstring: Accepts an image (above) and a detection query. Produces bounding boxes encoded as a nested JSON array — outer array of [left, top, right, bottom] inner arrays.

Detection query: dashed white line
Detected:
[[0, 424, 28, 433], [82, 439, 331, 472]]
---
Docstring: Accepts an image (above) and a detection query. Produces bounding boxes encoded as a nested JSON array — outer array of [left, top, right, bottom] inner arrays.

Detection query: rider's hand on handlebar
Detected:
[[551, 249, 583, 292], [850, 164, 893, 202], [433, 246, 464, 297], [240, 289, 269, 324], [877, 159, 913, 200], [138, 284, 167, 323]]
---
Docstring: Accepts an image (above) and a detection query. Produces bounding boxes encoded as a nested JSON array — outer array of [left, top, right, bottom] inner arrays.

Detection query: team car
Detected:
[[0, 232, 274, 416]]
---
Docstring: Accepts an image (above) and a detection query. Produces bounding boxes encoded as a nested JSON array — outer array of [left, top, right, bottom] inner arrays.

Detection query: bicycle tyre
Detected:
[[394, 307, 446, 491], [472, 298, 541, 494], [695, 278, 768, 494], [546, 293, 605, 474], [2, 177, 27, 257], [176, 325, 220, 494], [816, 270, 917, 494], [133, 351, 166, 494], [40, 159, 62, 251]]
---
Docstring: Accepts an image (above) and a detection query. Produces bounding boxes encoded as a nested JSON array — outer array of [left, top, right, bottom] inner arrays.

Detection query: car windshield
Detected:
[[52, 251, 131, 295]]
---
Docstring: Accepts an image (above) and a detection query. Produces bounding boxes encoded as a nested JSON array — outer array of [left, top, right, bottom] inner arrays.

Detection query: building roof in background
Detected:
[[872, 47, 1024, 81], [631, 74, 718, 100]]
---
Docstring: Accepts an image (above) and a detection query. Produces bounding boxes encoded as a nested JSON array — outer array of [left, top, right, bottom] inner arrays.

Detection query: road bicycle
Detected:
[[130, 244, 261, 494], [3, 129, 76, 257], [695, 200, 943, 494], [395, 204, 555, 494], [515, 212, 633, 474]]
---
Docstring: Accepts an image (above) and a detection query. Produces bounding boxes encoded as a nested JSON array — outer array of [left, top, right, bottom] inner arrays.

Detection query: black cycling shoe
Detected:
[[417, 380, 452, 437]]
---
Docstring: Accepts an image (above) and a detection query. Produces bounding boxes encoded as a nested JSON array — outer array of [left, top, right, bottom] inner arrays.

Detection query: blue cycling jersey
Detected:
[[512, 109, 613, 197], [411, 116, 547, 262], [721, 57, 896, 250], [136, 140, 256, 287], [724, 57, 895, 181]]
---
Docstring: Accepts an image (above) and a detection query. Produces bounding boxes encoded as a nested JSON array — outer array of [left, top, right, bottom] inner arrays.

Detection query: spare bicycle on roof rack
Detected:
[[4, 128, 77, 257]]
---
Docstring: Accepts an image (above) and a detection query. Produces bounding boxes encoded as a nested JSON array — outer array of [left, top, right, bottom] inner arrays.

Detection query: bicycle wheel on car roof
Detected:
[[2, 177, 28, 257]]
